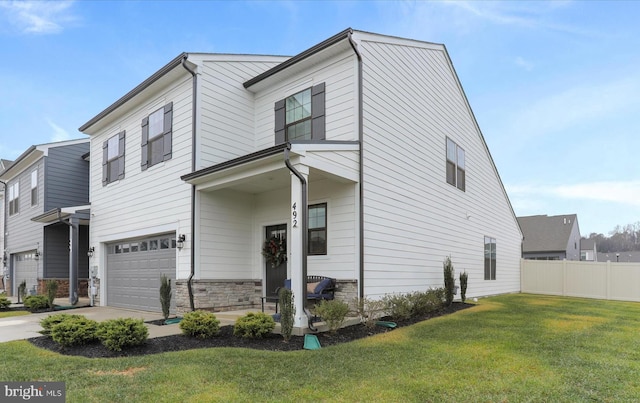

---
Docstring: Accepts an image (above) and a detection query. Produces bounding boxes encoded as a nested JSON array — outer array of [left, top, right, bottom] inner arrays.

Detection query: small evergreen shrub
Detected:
[[409, 288, 446, 316], [179, 310, 220, 339], [51, 316, 99, 347], [313, 299, 350, 334], [159, 274, 172, 320], [443, 256, 456, 306], [40, 313, 85, 336], [459, 271, 468, 303], [46, 280, 59, 310], [354, 296, 386, 328], [278, 288, 295, 342], [233, 312, 275, 339], [96, 318, 148, 351], [23, 295, 49, 312], [0, 295, 10, 309], [382, 293, 413, 321]]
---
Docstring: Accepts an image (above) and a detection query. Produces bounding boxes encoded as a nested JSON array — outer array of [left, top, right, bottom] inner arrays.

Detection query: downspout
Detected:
[[347, 30, 365, 298], [182, 54, 197, 311], [284, 144, 316, 331], [57, 210, 79, 305], [0, 180, 6, 291]]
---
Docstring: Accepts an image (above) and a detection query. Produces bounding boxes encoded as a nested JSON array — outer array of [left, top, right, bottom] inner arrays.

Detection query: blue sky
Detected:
[[0, 0, 638, 236]]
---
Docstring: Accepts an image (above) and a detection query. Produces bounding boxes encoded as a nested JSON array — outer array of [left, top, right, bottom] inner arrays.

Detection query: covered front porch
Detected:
[[181, 142, 360, 329]]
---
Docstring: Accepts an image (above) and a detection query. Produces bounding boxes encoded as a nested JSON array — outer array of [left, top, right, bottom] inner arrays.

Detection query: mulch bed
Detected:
[[28, 302, 474, 358]]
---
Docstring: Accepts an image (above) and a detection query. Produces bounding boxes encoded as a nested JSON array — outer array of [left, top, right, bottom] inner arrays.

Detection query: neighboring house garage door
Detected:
[[13, 251, 38, 295], [106, 234, 176, 312]]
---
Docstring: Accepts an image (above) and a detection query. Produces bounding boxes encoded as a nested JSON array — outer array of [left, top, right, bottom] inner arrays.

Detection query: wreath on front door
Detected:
[[262, 236, 287, 268]]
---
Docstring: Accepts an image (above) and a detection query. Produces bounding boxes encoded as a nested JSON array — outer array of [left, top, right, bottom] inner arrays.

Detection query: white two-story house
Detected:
[[80, 29, 522, 330]]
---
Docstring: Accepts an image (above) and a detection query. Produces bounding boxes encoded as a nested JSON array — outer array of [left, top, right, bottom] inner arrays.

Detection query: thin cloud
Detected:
[[514, 56, 534, 71], [0, 0, 76, 34], [47, 119, 71, 142], [508, 181, 640, 207]]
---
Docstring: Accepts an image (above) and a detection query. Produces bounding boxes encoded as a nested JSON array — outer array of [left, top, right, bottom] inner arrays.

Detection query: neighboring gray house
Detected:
[[518, 214, 581, 261], [0, 159, 13, 291], [598, 251, 640, 263], [0, 139, 90, 301], [580, 238, 597, 261]]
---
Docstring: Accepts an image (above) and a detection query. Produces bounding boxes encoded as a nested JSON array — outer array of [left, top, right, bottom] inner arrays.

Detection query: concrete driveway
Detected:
[[0, 305, 181, 343]]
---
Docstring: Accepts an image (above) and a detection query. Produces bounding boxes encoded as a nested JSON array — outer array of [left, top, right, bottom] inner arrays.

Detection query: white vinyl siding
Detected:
[[88, 75, 193, 280], [253, 49, 358, 150], [357, 33, 521, 299]]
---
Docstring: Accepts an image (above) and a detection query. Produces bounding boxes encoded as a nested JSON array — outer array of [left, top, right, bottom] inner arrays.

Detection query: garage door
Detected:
[[13, 251, 38, 295], [106, 234, 176, 312]]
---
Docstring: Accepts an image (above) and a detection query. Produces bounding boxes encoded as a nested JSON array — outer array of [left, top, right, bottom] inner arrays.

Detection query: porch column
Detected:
[[290, 165, 309, 329], [69, 217, 79, 305]]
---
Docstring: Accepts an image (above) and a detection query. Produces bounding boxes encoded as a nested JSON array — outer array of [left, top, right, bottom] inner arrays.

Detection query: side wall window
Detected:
[[446, 137, 465, 191], [102, 131, 126, 185], [308, 203, 327, 255], [30, 169, 38, 206], [141, 102, 173, 170], [484, 236, 496, 280], [8, 182, 19, 215], [274, 83, 325, 144]]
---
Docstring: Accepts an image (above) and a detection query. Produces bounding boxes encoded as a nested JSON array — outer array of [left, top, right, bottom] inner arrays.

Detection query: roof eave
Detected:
[[79, 52, 188, 132]]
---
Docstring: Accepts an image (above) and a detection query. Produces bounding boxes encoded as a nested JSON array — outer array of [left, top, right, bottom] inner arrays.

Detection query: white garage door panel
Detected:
[[13, 251, 38, 295], [106, 235, 176, 312]]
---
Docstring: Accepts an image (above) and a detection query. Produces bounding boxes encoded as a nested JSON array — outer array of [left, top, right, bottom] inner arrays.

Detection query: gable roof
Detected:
[[0, 138, 89, 180], [581, 238, 596, 251], [517, 214, 578, 253]]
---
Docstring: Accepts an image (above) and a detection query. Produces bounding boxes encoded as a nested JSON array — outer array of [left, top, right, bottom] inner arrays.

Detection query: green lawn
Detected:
[[1, 293, 640, 402], [0, 310, 30, 319]]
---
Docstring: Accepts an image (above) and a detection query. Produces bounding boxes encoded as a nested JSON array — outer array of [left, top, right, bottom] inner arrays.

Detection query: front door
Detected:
[[265, 224, 287, 298]]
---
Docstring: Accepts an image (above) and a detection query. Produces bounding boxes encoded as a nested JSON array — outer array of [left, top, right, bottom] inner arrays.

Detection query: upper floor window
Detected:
[[308, 203, 327, 255], [30, 169, 38, 206], [446, 137, 465, 191], [8, 182, 19, 215], [484, 236, 496, 280], [141, 102, 173, 170], [102, 131, 125, 185], [274, 83, 325, 144]]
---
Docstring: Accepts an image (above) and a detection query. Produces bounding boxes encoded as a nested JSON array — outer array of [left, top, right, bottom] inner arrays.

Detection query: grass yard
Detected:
[[1, 293, 640, 402], [0, 310, 30, 319]]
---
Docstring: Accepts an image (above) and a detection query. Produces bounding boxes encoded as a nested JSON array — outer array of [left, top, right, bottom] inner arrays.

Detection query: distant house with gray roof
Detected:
[[580, 238, 597, 261], [517, 214, 581, 261]]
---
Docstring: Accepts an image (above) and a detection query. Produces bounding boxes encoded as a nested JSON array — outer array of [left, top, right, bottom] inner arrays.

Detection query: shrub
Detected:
[[278, 288, 295, 342], [23, 295, 49, 312], [159, 274, 172, 320], [313, 299, 350, 334], [40, 313, 85, 336], [408, 288, 446, 316], [18, 280, 27, 303], [382, 293, 413, 321], [443, 256, 456, 306], [51, 316, 98, 347], [46, 280, 59, 310], [179, 310, 220, 339], [96, 318, 149, 351], [354, 296, 386, 328], [459, 271, 468, 303], [0, 295, 10, 309], [233, 312, 275, 339]]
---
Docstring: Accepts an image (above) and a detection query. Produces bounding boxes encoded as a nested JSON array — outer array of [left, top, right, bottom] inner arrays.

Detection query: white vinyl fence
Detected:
[[521, 259, 640, 302]]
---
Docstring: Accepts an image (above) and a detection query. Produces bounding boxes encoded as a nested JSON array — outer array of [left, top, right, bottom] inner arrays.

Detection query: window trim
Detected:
[[308, 202, 327, 256], [102, 131, 126, 185], [446, 137, 465, 191], [274, 83, 325, 144], [484, 236, 496, 280]]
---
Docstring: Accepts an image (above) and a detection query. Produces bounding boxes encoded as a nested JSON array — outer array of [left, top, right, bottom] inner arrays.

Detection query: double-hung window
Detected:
[[102, 131, 125, 185], [30, 169, 38, 206], [8, 182, 19, 215], [308, 203, 327, 255], [274, 83, 325, 143], [446, 137, 465, 191], [141, 102, 173, 170], [484, 236, 496, 280]]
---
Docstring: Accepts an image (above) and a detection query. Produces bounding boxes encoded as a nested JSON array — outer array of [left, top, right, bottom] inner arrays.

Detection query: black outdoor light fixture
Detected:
[[34, 243, 41, 260], [87, 246, 95, 258], [177, 234, 186, 250]]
